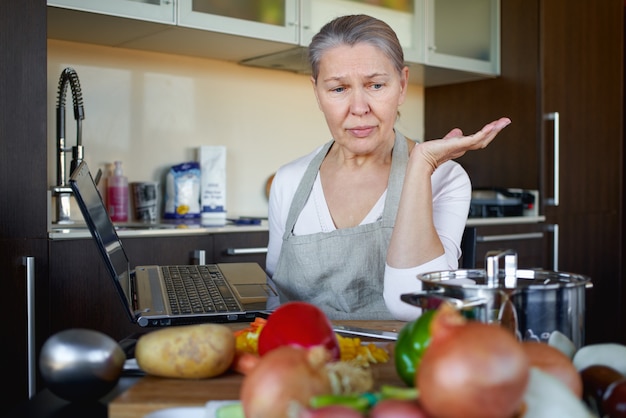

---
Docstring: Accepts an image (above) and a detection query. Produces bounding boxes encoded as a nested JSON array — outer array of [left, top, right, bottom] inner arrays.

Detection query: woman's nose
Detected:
[[349, 89, 370, 115]]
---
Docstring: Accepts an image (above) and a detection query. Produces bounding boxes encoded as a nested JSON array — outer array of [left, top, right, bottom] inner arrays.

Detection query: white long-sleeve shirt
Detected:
[[266, 143, 471, 321]]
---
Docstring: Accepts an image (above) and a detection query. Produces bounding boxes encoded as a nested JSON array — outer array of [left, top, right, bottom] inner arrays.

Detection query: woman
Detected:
[[266, 14, 510, 320]]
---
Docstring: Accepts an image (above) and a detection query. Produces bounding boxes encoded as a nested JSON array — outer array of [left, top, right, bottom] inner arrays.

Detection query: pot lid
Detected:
[[418, 249, 592, 290], [418, 268, 592, 290]]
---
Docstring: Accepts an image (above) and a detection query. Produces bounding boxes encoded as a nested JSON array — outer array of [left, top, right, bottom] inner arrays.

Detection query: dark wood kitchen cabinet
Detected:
[[47, 235, 212, 341], [122, 231, 269, 270], [0, 239, 49, 408], [470, 223, 549, 269], [425, 0, 624, 344], [46, 230, 268, 343], [48, 238, 144, 341], [0, 0, 49, 409], [213, 231, 269, 268], [123, 235, 213, 267]]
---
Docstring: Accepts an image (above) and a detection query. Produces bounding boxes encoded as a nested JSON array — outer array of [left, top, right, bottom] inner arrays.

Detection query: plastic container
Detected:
[[107, 161, 129, 222]]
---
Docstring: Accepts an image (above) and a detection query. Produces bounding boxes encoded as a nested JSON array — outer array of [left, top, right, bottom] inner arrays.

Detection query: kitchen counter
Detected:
[[48, 220, 269, 240], [108, 320, 403, 418], [48, 216, 545, 240], [6, 320, 403, 418]]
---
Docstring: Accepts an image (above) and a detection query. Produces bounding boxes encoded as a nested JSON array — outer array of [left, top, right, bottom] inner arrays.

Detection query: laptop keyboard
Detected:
[[161, 265, 243, 315]]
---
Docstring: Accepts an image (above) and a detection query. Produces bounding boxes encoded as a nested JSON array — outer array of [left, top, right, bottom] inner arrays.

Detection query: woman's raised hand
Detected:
[[412, 117, 511, 173]]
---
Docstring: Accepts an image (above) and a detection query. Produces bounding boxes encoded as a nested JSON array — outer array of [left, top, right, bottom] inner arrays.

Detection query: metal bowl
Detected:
[[39, 328, 125, 401]]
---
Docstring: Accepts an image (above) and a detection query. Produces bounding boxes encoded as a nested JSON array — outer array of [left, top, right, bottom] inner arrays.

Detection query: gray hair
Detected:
[[308, 14, 405, 82]]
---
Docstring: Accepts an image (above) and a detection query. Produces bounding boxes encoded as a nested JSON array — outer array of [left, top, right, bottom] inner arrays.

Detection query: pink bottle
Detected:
[[107, 161, 129, 222]]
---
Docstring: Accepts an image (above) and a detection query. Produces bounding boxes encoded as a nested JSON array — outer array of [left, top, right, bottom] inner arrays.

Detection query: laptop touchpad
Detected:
[[233, 284, 277, 304]]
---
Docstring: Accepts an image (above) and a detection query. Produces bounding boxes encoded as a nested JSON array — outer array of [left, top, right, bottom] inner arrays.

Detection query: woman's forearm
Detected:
[[387, 150, 444, 268]]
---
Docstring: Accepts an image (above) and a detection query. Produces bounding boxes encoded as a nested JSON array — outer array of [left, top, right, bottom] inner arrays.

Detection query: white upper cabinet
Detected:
[[238, 0, 423, 78], [239, 0, 499, 85], [48, 0, 175, 24], [300, 0, 418, 52], [301, 0, 499, 79], [422, 0, 499, 75], [47, 0, 499, 86], [177, 0, 299, 44]]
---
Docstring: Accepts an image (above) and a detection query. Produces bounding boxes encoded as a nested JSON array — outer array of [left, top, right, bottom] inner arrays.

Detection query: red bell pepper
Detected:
[[258, 301, 340, 360]]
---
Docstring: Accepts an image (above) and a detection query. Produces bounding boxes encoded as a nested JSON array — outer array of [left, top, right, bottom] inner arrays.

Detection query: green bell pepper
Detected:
[[394, 308, 436, 387]]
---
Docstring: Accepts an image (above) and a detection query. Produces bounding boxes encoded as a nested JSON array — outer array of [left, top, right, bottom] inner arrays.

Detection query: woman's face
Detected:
[[312, 43, 408, 154]]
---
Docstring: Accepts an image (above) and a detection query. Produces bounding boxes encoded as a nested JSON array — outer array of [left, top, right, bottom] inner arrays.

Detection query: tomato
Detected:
[[258, 301, 340, 360]]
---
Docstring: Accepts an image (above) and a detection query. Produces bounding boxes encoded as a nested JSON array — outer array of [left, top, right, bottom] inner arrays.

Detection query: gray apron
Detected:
[[272, 131, 408, 320]]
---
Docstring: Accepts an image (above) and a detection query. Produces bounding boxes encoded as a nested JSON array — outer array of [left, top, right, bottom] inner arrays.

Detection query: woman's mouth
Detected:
[[348, 126, 375, 137]]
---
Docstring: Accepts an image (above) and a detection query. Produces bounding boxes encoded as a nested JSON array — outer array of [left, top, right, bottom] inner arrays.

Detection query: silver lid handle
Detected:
[[485, 249, 518, 288]]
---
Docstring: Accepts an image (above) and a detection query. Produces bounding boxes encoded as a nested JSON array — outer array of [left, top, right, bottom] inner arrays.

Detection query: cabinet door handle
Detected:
[[544, 111, 560, 206], [225, 247, 268, 255], [192, 250, 206, 265], [23, 256, 36, 398], [477, 232, 544, 242], [547, 224, 559, 271]]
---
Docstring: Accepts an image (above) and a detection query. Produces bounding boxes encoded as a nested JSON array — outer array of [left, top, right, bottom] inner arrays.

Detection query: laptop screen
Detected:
[[69, 161, 135, 320]]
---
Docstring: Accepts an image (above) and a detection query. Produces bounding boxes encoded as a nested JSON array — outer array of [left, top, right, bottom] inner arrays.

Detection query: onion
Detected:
[[240, 345, 333, 418], [369, 399, 432, 418], [522, 341, 583, 397], [417, 304, 530, 418], [522, 367, 593, 418], [299, 405, 365, 418]]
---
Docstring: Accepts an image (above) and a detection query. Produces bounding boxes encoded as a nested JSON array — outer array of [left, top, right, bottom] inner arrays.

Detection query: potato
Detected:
[[135, 323, 235, 379]]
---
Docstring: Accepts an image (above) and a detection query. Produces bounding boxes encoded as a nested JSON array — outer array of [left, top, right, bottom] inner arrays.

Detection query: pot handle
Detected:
[[497, 295, 521, 340], [485, 249, 518, 288], [400, 290, 488, 311]]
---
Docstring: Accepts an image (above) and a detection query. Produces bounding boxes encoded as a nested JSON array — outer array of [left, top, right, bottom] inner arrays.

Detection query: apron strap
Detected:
[[282, 140, 333, 240], [381, 130, 408, 227]]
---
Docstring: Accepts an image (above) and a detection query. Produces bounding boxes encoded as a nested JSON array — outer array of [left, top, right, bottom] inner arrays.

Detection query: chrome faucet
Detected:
[[52, 68, 85, 224]]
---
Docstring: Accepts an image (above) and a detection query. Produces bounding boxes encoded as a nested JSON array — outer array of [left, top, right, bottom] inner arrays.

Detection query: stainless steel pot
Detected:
[[401, 249, 593, 348]]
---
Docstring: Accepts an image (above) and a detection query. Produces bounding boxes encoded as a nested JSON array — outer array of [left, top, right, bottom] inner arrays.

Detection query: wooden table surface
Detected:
[[109, 320, 406, 418]]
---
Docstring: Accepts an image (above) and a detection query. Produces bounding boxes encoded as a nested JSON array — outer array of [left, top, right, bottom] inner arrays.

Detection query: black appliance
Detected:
[[469, 188, 537, 218]]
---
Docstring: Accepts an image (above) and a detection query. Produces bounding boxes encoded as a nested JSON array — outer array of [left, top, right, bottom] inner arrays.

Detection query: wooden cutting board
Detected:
[[109, 320, 406, 418]]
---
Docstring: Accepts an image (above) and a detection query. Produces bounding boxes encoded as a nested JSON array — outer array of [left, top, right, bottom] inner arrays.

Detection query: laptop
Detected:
[[69, 160, 276, 327]]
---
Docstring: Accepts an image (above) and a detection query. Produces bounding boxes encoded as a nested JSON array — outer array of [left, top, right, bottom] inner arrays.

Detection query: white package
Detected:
[[199, 145, 227, 226]]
